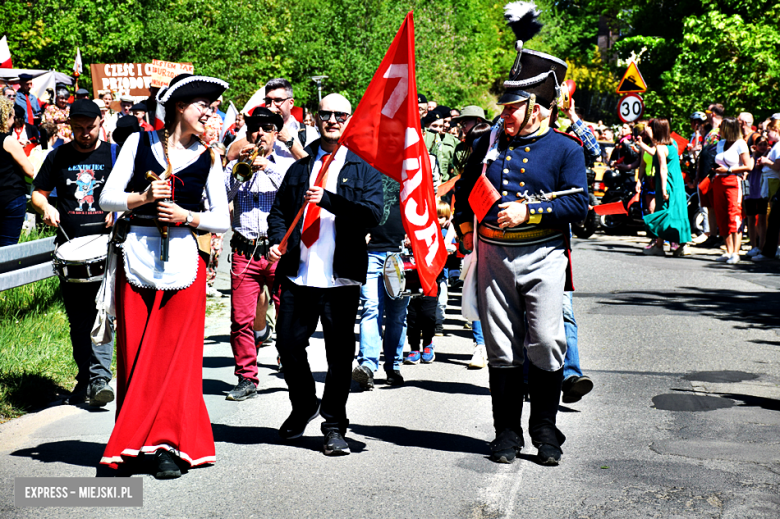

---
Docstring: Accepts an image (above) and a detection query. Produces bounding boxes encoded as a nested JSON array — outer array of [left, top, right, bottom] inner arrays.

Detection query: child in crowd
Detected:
[[404, 289, 438, 365], [745, 136, 770, 257], [435, 200, 456, 336]]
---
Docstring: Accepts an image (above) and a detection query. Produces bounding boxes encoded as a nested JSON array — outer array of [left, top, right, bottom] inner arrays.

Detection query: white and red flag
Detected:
[[220, 101, 239, 142], [0, 36, 12, 69], [73, 47, 82, 77], [339, 12, 446, 296]]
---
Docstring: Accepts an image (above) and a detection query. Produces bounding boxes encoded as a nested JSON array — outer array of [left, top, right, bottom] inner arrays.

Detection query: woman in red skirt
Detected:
[[99, 74, 230, 479]]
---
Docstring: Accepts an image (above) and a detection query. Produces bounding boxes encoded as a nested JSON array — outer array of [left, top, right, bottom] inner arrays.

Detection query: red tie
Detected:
[[24, 94, 34, 125], [301, 153, 331, 248]]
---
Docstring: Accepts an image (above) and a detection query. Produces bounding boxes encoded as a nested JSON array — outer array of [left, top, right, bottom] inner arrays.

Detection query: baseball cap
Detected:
[[69, 99, 102, 119]]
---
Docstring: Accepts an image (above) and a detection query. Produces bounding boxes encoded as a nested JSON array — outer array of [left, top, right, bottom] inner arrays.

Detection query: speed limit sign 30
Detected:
[[618, 93, 644, 123]]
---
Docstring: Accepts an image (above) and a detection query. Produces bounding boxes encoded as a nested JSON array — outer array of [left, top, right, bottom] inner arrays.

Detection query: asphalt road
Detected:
[[1, 233, 779, 518]]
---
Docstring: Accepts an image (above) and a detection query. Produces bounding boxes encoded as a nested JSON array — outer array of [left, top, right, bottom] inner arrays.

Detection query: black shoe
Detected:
[[561, 375, 593, 404], [87, 378, 115, 407], [537, 443, 562, 465], [226, 376, 257, 401], [64, 382, 88, 405], [434, 324, 444, 336], [154, 450, 182, 479], [385, 369, 405, 386], [323, 430, 350, 456], [279, 399, 321, 440], [351, 364, 374, 391], [254, 327, 272, 350], [489, 429, 523, 464]]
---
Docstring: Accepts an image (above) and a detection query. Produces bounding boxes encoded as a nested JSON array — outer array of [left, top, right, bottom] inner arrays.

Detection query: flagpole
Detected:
[[277, 144, 341, 255]]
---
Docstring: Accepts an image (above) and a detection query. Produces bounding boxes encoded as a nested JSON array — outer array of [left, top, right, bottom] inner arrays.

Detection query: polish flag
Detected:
[[241, 87, 266, 115], [220, 101, 238, 142], [153, 100, 165, 130], [0, 36, 12, 69], [73, 47, 82, 77], [338, 12, 446, 296]]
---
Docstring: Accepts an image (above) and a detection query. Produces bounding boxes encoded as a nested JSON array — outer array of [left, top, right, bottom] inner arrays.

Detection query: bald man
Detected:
[[267, 94, 383, 456]]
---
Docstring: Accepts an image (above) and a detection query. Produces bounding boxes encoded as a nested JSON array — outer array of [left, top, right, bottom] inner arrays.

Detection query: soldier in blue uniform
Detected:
[[453, 2, 588, 466]]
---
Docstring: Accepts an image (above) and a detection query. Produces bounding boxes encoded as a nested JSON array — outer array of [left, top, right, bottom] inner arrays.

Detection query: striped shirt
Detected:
[[225, 151, 296, 239]]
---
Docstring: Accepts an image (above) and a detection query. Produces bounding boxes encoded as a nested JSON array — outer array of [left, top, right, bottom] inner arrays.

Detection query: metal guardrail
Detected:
[[0, 237, 56, 291]]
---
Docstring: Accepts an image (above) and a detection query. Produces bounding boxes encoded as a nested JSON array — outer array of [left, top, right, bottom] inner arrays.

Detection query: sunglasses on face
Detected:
[[318, 111, 349, 123], [249, 123, 278, 134], [264, 97, 291, 106]]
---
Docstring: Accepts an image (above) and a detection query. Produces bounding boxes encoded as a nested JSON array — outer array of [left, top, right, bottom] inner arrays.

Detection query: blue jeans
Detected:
[[562, 291, 582, 380], [0, 194, 27, 247], [472, 321, 484, 345], [358, 252, 410, 372]]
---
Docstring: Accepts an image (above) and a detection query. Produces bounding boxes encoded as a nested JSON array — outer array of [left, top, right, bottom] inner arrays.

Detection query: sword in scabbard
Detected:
[[146, 170, 171, 262], [521, 187, 584, 204]]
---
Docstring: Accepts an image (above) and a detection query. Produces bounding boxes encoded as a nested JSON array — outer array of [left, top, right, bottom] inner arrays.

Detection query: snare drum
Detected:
[[383, 253, 423, 299], [53, 234, 110, 283]]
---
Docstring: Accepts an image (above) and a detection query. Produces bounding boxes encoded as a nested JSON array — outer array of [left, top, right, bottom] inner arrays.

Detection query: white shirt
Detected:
[[289, 146, 361, 288], [100, 131, 230, 234], [715, 139, 748, 170]]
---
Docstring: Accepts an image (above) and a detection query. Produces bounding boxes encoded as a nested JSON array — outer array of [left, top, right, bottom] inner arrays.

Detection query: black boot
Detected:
[[488, 367, 525, 463], [528, 363, 566, 465]]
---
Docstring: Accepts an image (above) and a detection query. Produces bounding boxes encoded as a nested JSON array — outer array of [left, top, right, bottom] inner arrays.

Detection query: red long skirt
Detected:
[[100, 255, 215, 468]]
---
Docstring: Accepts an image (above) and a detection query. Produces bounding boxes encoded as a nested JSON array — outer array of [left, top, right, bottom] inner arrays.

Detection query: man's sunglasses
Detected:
[[318, 111, 350, 123], [248, 123, 278, 133]]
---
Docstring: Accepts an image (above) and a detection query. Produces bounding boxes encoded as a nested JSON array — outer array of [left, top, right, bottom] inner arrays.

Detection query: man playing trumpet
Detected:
[[224, 106, 295, 401]]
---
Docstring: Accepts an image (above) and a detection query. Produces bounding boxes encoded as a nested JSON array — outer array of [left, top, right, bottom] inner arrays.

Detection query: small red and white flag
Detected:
[[73, 47, 82, 77], [153, 100, 165, 130], [241, 87, 266, 115], [338, 12, 446, 297], [220, 101, 238, 142], [0, 36, 12, 69]]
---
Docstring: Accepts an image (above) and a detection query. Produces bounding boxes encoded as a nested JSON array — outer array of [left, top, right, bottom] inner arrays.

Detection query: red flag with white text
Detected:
[[338, 12, 446, 297], [0, 36, 12, 69]]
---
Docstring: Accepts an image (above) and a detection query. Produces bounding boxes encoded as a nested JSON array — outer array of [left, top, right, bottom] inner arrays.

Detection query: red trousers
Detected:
[[712, 175, 742, 234], [230, 252, 279, 384]]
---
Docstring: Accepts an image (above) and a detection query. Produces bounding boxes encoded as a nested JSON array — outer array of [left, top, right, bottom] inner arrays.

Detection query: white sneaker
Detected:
[[715, 253, 731, 262], [746, 246, 761, 257], [468, 344, 487, 369], [206, 285, 221, 298], [726, 253, 740, 264]]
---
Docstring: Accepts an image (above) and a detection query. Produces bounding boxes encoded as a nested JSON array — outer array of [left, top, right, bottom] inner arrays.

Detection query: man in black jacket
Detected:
[[268, 93, 383, 456]]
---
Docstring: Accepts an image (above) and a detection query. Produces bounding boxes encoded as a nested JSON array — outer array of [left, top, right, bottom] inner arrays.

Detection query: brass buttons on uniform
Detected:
[[503, 168, 509, 173], [530, 209, 536, 214], [509, 147, 514, 151], [520, 168, 525, 173], [519, 182, 525, 187], [522, 158, 528, 163], [503, 180, 508, 185], [506, 156, 512, 161], [524, 147, 530, 152], [547, 207, 552, 212], [516, 192, 522, 197], [502, 191, 507, 196]]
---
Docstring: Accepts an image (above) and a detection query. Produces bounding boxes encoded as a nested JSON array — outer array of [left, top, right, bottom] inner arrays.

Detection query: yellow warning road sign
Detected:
[[616, 61, 647, 94]]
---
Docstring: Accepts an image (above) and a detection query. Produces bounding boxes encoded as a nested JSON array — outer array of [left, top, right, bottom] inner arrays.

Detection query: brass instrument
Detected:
[[231, 144, 267, 183]]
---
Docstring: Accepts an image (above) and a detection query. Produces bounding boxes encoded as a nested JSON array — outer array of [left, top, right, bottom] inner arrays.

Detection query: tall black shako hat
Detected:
[[155, 73, 228, 124], [498, 2, 567, 108]]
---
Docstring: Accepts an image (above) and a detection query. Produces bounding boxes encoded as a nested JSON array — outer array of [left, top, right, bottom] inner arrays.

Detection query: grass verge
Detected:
[[0, 227, 77, 422]]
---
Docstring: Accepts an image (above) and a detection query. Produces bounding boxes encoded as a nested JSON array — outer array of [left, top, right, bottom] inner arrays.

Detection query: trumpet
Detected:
[[232, 144, 267, 182]]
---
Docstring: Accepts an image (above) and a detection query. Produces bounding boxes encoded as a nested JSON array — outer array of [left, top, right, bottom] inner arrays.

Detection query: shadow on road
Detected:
[[11, 440, 104, 467], [203, 356, 236, 368], [403, 379, 489, 396], [350, 424, 486, 454], [212, 423, 367, 453]]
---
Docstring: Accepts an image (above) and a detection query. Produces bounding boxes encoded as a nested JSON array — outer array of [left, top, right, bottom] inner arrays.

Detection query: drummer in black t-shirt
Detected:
[[31, 99, 117, 407]]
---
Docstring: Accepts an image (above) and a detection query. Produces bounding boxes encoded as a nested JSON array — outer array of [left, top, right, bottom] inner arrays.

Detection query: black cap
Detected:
[[18, 73, 33, 81], [75, 88, 89, 96], [433, 106, 451, 119], [417, 93, 427, 104], [69, 99, 102, 119], [113, 116, 141, 146], [13, 105, 25, 119], [246, 106, 284, 131], [421, 112, 441, 127], [130, 103, 147, 112]]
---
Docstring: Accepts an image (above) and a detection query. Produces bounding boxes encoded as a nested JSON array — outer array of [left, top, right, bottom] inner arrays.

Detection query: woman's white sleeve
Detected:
[[197, 156, 230, 233], [99, 133, 140, 212]]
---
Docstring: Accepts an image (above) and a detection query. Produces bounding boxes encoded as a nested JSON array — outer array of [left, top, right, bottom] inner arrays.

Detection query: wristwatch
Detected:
[[185, 211, 194, 225], [284, 137, 295, 150]]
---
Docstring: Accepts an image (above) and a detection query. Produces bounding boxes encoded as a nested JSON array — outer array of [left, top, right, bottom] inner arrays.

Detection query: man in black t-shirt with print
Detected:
[[32, 99, 117, 407]]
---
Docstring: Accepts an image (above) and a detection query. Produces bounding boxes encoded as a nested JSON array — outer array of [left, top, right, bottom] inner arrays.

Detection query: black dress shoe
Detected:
[[351, 364, 374, 391], [323, 429, 350, 456], [385, 369, 404, 386], [537, 443, 562, 465], [279, 399, 321, 440], [489, 429, 523, 464], [561, 375, 594, 404], [154, 450, 182, 479]]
